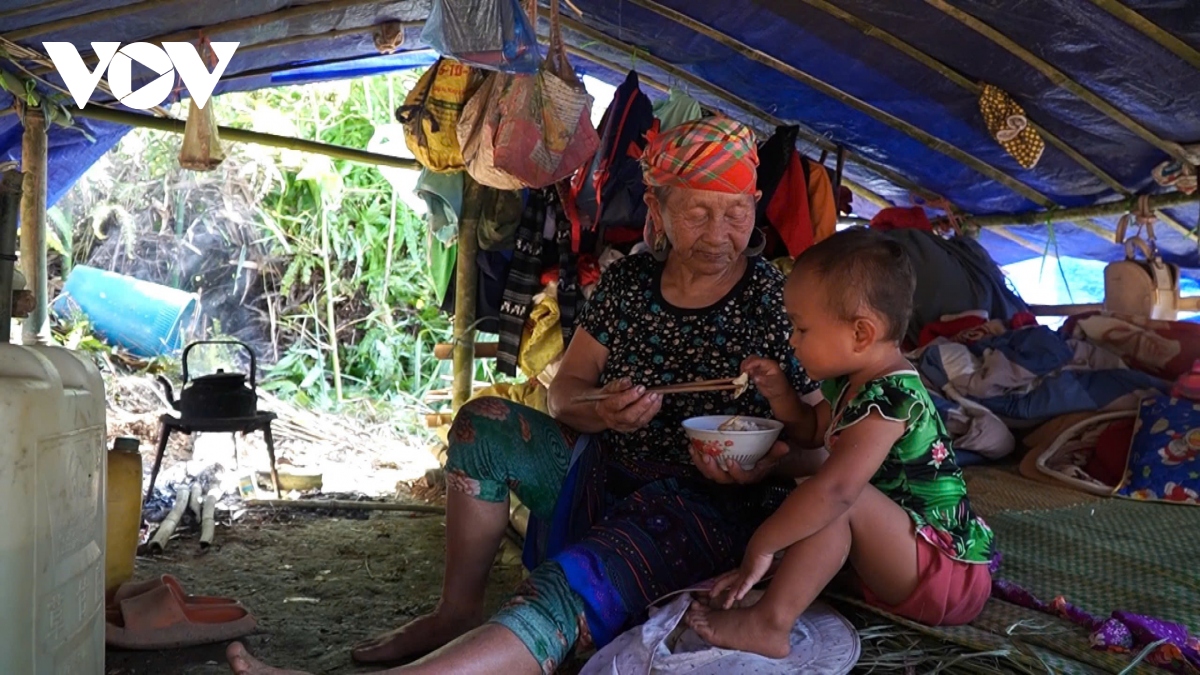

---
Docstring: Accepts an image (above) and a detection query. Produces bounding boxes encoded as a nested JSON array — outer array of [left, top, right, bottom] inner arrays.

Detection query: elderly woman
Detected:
[[227, 117, 819, 675]]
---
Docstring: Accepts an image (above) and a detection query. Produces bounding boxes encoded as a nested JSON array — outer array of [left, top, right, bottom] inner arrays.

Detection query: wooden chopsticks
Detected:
[[571, 377, 743, 403]]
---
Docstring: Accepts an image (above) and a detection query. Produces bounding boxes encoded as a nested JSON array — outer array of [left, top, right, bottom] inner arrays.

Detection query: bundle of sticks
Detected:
[[572, 373, 751, 404]]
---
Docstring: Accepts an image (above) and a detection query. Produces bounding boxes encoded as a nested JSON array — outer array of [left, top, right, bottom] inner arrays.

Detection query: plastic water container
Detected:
[[105, 437, 142, 595], [0, 344, 107, 674], [51, 265, 200, 358]]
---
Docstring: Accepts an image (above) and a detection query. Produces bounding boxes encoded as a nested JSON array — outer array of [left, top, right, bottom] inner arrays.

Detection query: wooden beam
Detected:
[[797, 0, 1130, 196], [925, 0, 1188, 163], [966, 192, 1200, 228], [627, 0, 1057, 208], [1087, 0, 1200, 71], [19, 106, 49, 345], [237, 21, 424, 56], [62, 105, 421, 171], [435, 342, 497, 361], [555, 12, 922, 206]]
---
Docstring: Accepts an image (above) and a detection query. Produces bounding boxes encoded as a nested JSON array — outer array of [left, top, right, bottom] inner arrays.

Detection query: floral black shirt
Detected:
[[577, 253, 817, 468]]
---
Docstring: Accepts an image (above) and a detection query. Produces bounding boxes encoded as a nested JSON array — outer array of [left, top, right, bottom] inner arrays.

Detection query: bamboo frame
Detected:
[[4, 0, 181, 41], [627, 0, 1054, 208], [26, 0, 397, 74], [966, 192, 1200, 228], [451, 198, 479, 413], [555, 12, 918, 208], [925, 0, 1188, 163], [58, 105, 421, 171], [19, 106, 48, 345], [797, 0, 1129, 196], [985, 226, 1047, 256], [0, 0, 78, 24], [1086, 0, 1200, 72]]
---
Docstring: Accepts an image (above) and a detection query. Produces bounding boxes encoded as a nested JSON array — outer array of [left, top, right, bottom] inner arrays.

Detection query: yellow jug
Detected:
[[105, 437, 143, 594]]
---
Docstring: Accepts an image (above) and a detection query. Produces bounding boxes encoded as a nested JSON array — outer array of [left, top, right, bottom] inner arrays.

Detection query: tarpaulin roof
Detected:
[[1, 0, 1198, 275]]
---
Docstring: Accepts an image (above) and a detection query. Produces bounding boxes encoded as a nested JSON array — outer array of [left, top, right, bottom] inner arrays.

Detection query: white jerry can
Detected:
[[0, 344, 107, 674]]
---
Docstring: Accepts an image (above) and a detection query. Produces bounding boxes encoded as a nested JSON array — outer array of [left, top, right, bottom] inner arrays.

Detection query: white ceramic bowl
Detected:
[[682, 415, 784, 471]]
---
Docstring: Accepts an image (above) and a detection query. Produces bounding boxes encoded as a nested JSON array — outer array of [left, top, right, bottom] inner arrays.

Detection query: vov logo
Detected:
[[43, 42, 239, 110]]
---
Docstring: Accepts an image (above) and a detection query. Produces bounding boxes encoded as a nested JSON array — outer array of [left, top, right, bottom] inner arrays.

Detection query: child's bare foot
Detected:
[[226, 642, 311, 675], [351, 608, 482, 663], [684, 602, 793, 659]]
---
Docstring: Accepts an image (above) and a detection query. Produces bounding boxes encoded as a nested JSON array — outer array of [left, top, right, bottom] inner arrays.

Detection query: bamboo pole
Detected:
[[965, 192, 1200, 228], [985, 226, 1045, 256], [553, 12, 917, 207], [199, 492, 217, 548], [63, 105, 421, 171], [4, 0, 182, 41], [149, 485, 191, 554], [451, 203, 479, 413], [19, 106, 49, 346], [435, 342, 497, 361], [0, 171, 21, 344], [627, 0, 1053, 207], [0, 0, 77, 23], [796, 0, 1131, 197], [1087, 0, 1200, 71], [925, 0, 1188, 163], [24, 0, 390, 72]]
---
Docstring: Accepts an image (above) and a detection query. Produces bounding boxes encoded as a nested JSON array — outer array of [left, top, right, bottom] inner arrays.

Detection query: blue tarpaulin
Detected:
[[0, 0, 1198, 276]]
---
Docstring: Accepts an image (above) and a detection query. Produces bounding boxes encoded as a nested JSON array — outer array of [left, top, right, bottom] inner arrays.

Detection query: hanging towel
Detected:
[[652, 88, 703, 132], [415, 168, 465, 245]]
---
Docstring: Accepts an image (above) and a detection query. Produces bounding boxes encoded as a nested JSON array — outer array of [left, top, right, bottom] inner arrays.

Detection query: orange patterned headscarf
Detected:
[[640, 116, 759, 194]]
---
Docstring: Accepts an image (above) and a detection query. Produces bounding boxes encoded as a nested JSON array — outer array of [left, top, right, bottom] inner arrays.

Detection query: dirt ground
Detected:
[[105, 507, 527, 675]]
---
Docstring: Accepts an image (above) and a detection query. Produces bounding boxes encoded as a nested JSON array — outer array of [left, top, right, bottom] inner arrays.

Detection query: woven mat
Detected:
[[964, 465, 1103, 517], [847, 468, 1200, 673]]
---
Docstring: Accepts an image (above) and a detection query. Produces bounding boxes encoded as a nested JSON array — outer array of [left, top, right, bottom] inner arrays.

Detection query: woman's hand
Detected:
[[689, 440, 789, 484], [741, 356, 793, 402], [595, 378, 662, 433], [708, 545, 776, 609]]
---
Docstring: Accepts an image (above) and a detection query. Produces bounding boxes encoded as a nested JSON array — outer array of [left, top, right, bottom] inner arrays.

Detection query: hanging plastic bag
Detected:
[[458, 72, 525, 190], [397, 57, 483, 172], [421, 0, 540, 74], [492, 0, 599, 188], [178, 97, 225, 170]]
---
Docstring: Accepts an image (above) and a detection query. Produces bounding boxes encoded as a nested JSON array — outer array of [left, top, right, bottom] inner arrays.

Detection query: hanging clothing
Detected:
[[427, 233, 456, 307], [651, 88, 703, 132], [440, 248, 513, 335], [765, 150, 814, 257], [460, 175, 523, 252], [496, 191, 551, 376], [755, 125, 836, 256], [806, 158, 837, 243], [415, 168, 464, 245], [552, 189, 583, 346]]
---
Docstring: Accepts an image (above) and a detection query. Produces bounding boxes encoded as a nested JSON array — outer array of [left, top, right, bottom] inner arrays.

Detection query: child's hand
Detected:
[[741, 356, 792, 402], [708, 546, 775, 609]]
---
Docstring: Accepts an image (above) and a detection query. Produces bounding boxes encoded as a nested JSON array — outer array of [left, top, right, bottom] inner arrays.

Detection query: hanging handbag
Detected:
[[492, 0, 599, 188], [397, 58, 483, 173], [458, 72, 525, 190], [1104, 197, 1179, 320]]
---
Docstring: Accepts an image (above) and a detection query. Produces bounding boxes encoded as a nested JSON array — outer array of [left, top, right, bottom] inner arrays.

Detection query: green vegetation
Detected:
[[50, 70, 501, 417]]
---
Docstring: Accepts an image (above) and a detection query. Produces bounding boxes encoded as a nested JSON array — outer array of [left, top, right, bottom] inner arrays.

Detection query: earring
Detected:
[[651, 228, 671, 261]]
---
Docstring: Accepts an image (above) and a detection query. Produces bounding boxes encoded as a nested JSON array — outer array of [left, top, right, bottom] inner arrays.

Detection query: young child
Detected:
[[686, 227, 995, 658]]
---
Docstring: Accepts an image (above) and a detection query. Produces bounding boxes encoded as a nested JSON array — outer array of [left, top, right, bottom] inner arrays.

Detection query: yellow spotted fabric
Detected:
[[979, 84, 1044, 170]]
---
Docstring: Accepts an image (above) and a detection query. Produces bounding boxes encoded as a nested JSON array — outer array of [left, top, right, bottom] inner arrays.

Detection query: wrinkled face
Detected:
[[648, 187, 757, 274], [783, 268, 859, 382]]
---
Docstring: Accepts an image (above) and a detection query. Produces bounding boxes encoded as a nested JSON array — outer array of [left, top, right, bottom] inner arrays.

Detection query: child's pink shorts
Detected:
[[861, 536, 992, 626]]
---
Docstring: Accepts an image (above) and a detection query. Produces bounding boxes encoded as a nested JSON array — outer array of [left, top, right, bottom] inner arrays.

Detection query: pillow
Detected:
[[1116, 394, 1200, 504]]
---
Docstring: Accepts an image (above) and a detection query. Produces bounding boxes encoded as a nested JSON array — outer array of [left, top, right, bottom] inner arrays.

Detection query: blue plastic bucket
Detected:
[[51, 265, 200, 357]]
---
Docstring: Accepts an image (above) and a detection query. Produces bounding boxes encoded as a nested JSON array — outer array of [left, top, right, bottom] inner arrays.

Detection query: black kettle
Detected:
[[159, 340, 259, 421]]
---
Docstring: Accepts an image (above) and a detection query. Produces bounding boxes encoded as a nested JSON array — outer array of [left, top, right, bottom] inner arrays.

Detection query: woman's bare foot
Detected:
[[227, 642, 311, 675], [351, 608, 482, 663], [684, 603, 793, 659]]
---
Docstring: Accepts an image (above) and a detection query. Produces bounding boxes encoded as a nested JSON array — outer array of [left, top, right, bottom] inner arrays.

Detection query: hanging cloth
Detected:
[[428, 234, 457, 307], [765, 151, 815, 257], [415, 168, 465, 245], [552, 188, 582, 345], [979, 83, 1044, 170], [651, 88, 703, 132], [805, 157, 837, 244], [497, 191, 550, 376]]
